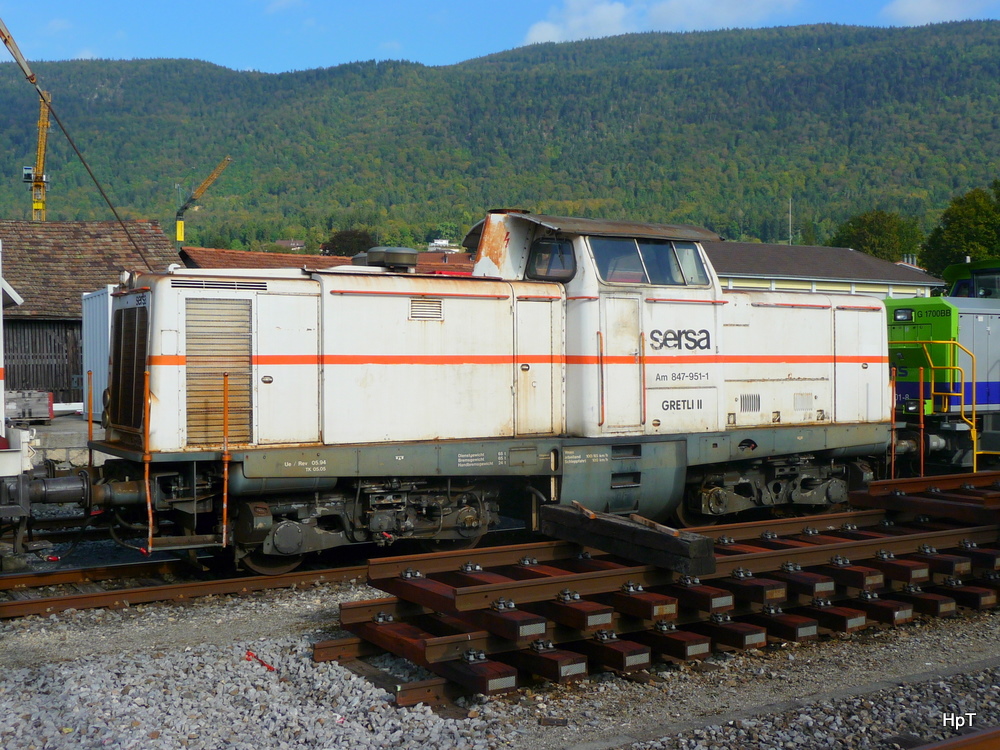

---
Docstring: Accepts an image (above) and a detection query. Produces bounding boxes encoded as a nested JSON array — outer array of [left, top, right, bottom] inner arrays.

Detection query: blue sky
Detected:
[[1, 0, 999, 73]]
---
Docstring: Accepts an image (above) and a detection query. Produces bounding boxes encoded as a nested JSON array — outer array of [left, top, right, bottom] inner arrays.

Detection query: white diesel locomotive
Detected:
[[4, 210, 892, 572]]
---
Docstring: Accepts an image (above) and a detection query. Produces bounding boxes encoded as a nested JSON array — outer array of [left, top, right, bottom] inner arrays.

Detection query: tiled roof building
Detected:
[[704, 241, 942, 298], [0, 220, 177, 400], [180, 247, 475, 275], [180, 246, 350, 270], [0, 220, 178, 319]]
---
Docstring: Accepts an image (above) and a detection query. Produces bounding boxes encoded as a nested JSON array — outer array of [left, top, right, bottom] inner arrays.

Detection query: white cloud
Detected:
[[525, 21, 566, 44], [524, 0, 800, 43], [880, 0, 1000, 24], [525, 0, 638, 44]]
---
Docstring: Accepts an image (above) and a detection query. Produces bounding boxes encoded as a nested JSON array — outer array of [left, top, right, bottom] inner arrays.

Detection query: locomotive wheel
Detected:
[[242, 550, 304, 575], [672, 502, 720, 529]]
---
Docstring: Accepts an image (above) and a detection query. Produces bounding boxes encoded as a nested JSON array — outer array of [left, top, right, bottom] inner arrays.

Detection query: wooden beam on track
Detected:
[[908, 726, 1000, 750]]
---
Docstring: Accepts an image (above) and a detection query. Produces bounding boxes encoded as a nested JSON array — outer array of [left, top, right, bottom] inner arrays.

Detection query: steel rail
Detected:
[[686, 509, 890, 541], [864, 472, 1000, 497], [0, 559, 188, 591], [6, 516, 95, 531], [370, 524, 999, 612], [710, 525, 998, 579], [367, 540, 587, 580], [0, 564, 366, 619], [364, 510, 900, 581]]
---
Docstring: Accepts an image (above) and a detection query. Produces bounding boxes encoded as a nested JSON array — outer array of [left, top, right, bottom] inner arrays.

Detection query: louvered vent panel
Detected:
[[740, 393, 761, 413], [108, 305, 149, 436], [409, 298, 443, 321], [172, 280, 267, 291], [186, 299, 252, 445]]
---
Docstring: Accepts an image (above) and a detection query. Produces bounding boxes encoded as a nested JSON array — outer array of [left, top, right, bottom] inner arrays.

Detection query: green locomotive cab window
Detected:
[[950, 279, 972, 297], [526, 237, 576, 282], [974, 271, 1000, 298]]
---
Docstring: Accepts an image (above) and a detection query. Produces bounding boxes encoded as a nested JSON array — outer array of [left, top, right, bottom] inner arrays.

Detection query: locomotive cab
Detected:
[[470, 210, 890, 523]]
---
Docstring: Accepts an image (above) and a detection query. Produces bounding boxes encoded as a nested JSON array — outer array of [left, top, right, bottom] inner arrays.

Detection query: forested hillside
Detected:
[[1, 21, 998, 250]]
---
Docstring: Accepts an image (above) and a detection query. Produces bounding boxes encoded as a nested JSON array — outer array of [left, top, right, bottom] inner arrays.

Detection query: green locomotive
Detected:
[[886, 260, 1000, 472]]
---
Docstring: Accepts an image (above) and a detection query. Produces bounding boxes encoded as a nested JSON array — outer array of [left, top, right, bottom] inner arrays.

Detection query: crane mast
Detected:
[[2, 14, 156, 266], [176, 156, 232, 244], [29, 92, 51, 221], [2, 17, 51, 221]]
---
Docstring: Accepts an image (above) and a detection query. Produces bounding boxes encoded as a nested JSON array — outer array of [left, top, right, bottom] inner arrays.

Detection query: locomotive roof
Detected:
[[462, 210, 722, 250], [941, 258, 1000, 283]]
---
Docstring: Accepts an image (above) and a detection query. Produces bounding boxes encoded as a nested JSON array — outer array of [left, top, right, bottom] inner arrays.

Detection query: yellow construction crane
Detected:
[[2, 15, 156, 267], [175, 156, 232, 245], [21, 91, 51, 221], [2, 18, 52, 221]]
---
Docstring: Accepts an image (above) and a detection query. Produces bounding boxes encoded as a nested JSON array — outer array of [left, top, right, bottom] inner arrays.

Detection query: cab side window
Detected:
[[637, 239, 682, 285], [591, 237, 646, 283], [591, 237, 710, 286], [526, 237, 576, 282], [672, 242, 710, 285], [950, 279, 972, 298]]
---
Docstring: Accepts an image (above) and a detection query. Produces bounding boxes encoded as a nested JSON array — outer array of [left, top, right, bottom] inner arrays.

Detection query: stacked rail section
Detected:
[[314, 476, 1000, 705]]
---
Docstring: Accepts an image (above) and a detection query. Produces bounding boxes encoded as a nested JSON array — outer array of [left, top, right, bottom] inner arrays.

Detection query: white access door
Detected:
[[255, 294, 321, 444], [515, 298, 556, 435], [602, 296, 642, 430], [834, 306, 887, 423]]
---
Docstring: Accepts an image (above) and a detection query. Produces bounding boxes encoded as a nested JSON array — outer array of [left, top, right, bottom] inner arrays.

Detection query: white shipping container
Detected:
[[82, 285, 116, 422]]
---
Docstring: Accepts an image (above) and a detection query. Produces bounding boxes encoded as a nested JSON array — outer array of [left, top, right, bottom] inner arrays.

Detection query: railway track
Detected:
[[5, 473, 1000, 719], [0, 559, 367, 619], [4, 482, 999, 629], [314, 498, 1000, 706]]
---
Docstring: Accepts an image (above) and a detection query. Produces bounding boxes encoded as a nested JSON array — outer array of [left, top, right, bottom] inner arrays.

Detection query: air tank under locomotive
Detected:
[[2, 210, 892, 572]]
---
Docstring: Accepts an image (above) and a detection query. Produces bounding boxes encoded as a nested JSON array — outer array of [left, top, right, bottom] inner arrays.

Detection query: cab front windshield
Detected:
[[589, 237, 709, 286], [950, 271, 1000, 298]]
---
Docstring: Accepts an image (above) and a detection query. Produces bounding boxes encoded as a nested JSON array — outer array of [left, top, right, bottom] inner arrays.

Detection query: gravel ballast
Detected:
[[2, 577, 999, 749]]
